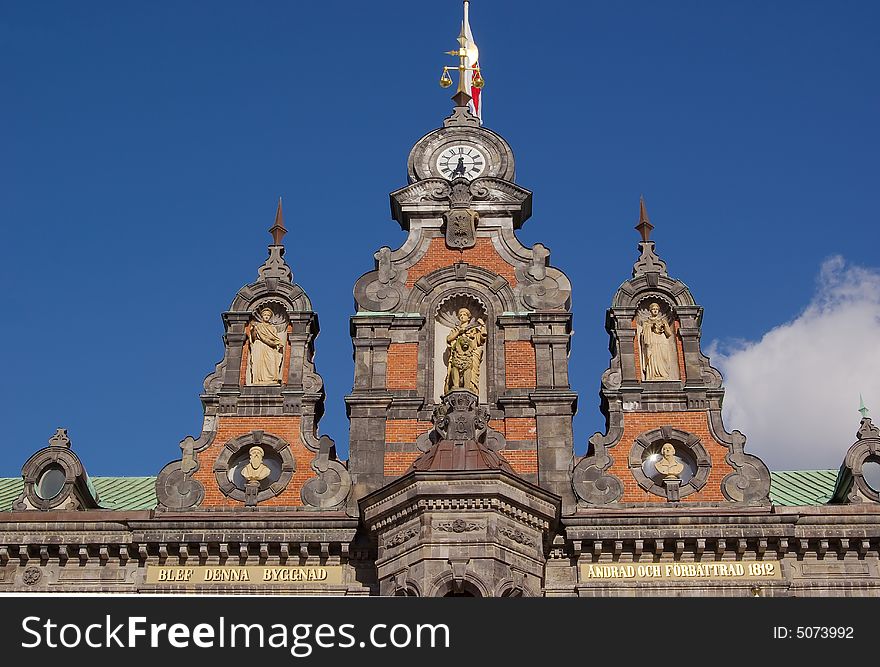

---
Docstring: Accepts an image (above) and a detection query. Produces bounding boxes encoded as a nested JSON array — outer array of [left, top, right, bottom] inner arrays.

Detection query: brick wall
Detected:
[[500, 450, 539, 474], [632, 319, 642, 382], [675, 322, 686, 382], [384, 452, 421, 477], [386, 419, 433, 443], [504, 340, 536, 388], [193, 416, 315, 508], [405, 237, 518, 288], [386, 343, 419, 390], [610, 411, 736, 503], [489, 417, 538, 440]]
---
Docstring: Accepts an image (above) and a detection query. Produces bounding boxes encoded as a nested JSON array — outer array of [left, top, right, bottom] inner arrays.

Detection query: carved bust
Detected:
[[654, 443, 684, 479], [241, 446, 271, 484]]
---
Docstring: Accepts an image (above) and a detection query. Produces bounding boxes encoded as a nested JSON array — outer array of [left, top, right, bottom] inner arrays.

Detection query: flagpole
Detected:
[[461, 0, 471, 98]]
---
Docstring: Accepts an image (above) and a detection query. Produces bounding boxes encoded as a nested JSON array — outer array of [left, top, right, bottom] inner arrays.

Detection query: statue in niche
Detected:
[[247, 307, 285, 385], [241, 446, 271, 484], [654, 443, 684, 479], [444, 307, 487, 396], [639, 301, 676, 381]]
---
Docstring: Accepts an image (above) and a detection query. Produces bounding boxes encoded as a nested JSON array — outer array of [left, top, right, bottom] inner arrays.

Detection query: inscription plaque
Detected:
[[145, 565, 344, 586], [580, 561, 783, 582]]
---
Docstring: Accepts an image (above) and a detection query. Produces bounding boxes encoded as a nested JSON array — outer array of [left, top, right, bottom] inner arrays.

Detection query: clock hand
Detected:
[[452, 156, 466, 176]]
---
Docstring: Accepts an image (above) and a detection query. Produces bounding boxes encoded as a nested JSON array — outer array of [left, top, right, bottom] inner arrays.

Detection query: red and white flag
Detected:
[[462, 1, 482, 121]]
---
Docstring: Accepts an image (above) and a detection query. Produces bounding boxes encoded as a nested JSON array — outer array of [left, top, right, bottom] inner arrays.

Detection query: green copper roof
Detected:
[[92, 476, 157, 510], [0, 476, 157, 511], [769, 470, 838, 506], [0, 471, 840, 511], [0, 478, 23, 512]]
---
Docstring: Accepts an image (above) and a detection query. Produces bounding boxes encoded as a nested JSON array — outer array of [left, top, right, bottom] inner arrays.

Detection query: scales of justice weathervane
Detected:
[[439, 0, 484, 127]]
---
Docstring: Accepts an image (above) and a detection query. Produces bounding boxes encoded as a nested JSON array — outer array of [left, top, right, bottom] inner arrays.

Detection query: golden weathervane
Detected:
[[439, 23, 484, 95]]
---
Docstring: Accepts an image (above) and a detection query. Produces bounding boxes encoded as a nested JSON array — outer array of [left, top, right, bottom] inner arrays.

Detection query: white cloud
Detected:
[[709, 256, 880, 471]]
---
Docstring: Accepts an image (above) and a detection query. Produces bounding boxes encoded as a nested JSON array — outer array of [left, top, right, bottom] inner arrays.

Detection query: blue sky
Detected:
[[2, 1, 878, 476]]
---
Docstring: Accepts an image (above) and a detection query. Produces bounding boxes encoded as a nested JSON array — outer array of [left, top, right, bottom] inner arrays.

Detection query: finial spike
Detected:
[[859, 394, 870, 419], [452, 89, 472, 107], [48, 427, 71, 449], [269, 197, 286, 246], [635, 195, 654, 242]]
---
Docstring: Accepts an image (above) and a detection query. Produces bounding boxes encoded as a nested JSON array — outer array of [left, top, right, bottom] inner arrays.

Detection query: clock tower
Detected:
[[346, 26, 577, 513]]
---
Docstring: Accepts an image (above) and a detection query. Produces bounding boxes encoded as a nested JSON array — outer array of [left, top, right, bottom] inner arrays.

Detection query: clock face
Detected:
[[435, 145, 486, 180]]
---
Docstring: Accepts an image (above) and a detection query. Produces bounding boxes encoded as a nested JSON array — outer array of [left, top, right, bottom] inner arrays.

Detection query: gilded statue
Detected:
[[241, 446, 271, 484], [640, 302, 675, 381], [247, 307, 285, 385], [654, 443, 684, 479], [444, 307, 487, 395]]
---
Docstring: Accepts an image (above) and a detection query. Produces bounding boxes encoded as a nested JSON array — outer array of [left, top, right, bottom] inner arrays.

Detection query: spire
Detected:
[[859, 394, 870, 419], [635, 195, 654, 242], [269, 197, 286, 246], [631, 197, 667, 278], [257, 198, 293, 283]]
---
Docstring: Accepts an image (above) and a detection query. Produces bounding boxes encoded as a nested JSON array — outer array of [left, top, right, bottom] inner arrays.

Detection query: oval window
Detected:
[[36, 464, 67, 500], [863, 459, 880, 494], [226, 447, 282, 491], [641, 442, 697, 486]]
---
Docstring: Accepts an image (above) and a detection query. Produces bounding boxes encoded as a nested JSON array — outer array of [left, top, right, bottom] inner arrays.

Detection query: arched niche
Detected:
[[402, 263, 513, 409], [634, 297, 680, 382], [432, 293, 489, 403], [429, 573, 488, 598], [243, 302, 290, 387]]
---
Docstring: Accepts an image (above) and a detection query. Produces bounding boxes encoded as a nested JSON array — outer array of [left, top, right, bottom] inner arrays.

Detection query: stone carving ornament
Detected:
[[213, 431, 295, 506], [386, 528, 419, 549], [353, 246, 408, 312], [22, 567, 42, 586], [300, 434, 353, 510], [444, 307, 487, 395], [498, 526, 535, 546], [832, 417, 880, 503], [246, 306, 286, 385], [629, 427, 711, 500], [444, 208, 478, 249], [515, 243, 572, 311], [436, 520, 480, 533]]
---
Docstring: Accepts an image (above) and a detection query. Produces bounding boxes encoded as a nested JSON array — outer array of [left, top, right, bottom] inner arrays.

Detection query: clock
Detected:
[[435, 145, 486, 180]]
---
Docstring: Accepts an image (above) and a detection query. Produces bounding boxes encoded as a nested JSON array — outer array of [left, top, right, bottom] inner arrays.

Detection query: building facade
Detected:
[[2, 74, 880, 597]]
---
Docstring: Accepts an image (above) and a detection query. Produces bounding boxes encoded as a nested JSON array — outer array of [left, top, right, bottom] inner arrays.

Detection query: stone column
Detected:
[[676, 306, 704, 387], [610, 308, 639, 385], [528, 312, 577, 509], [347, 315, 396, 505]]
